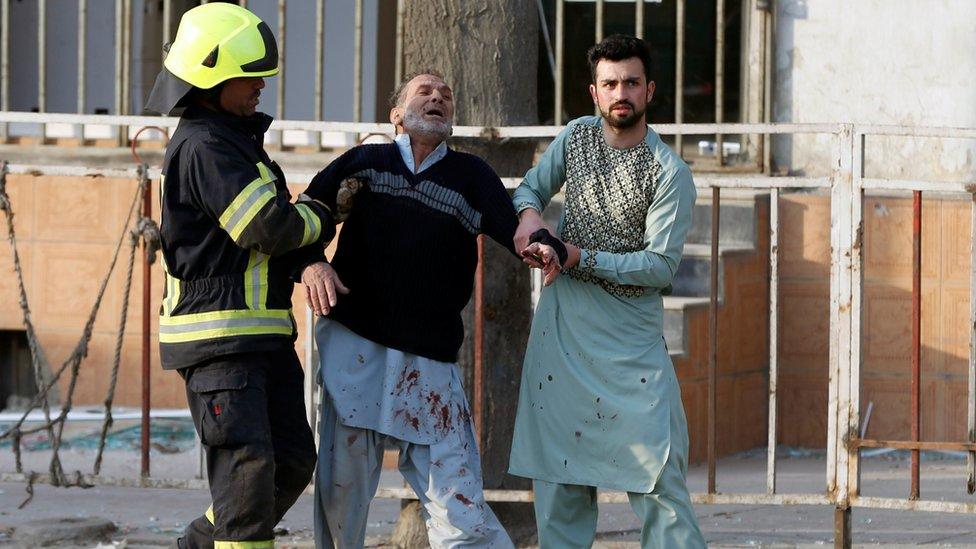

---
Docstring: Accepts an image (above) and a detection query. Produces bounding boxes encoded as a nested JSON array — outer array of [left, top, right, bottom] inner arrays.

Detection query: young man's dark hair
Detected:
[[586, 34, 653, 83]]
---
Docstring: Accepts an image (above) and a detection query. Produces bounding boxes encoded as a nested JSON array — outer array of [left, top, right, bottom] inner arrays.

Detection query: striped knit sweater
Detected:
[[305, 142, 518, 362]]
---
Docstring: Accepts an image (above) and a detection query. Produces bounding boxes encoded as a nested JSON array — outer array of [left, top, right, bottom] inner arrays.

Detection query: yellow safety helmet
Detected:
[[145, 3, 278, 115]]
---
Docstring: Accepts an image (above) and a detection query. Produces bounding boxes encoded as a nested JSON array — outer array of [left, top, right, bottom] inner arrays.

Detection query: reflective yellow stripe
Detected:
[[255, 162, 273, 182], [159, 309, 293, 344], [214, 541, 273, 549], [161, 258, 182, 316], [205, 504, 215, 525], [219, 162, 277, 243], [295, 203, 322, 246], [160, 176, 182, 315], [244, 250, 269, 310]]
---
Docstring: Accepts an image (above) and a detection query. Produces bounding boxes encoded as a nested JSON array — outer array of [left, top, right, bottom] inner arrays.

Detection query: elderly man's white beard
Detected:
[[402, 108, 452, 141]]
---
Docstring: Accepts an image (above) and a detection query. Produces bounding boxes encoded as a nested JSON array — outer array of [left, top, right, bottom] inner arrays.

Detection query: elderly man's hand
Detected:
[[514, 208, 554, 254], [301, 261, 349, 316], [520, 242, 562, 286], [334, 177, 365, 223]]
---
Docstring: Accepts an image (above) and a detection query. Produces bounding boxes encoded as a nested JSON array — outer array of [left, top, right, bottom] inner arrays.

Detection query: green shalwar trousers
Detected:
[[531, 381, 705, 549]]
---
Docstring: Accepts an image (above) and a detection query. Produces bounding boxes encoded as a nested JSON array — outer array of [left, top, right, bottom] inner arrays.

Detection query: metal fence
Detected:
[[1, 0, 761, 164], [2, 114, 976, 547]]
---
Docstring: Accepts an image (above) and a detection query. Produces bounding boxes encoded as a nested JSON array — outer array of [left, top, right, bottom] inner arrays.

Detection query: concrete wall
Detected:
[[777, 192, 972, 447], [772, 0, 976, 180]]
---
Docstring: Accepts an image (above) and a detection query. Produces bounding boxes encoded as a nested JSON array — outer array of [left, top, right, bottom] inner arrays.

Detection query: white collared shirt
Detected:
[[394, 133, 448, 173]]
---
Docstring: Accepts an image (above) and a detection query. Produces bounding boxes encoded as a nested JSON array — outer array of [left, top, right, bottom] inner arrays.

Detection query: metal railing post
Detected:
[[554, 0, 564, 125], [595, 0, 604, 44], [708, 186, 720, 494], [848, 131, 865, 501], [353, 0, 363, 124], [910, 189, 922, 500], [1, 0, 9, 140], [77, 0, 87, 140], [715, 0, 725, 165], [635, 0, 644, 39], [314, 0, 324, 150], [675, 0, 685, 156], [766, 186, 779, 494], [969, 192, 976, 494], [828, 125, 855, 546]]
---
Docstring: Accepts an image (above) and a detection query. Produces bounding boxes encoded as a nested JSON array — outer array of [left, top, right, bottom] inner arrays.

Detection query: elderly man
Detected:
[[509, 35, 706, 547], [144, 4, 334, 548], [302, 70, 560, 549]]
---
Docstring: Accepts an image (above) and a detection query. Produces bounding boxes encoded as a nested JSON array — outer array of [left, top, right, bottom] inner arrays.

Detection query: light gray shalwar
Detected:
[[314, 318, 513, 549]]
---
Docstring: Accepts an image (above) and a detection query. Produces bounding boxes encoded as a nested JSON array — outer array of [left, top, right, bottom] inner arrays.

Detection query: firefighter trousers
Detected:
[[176, 349, 316, 549]]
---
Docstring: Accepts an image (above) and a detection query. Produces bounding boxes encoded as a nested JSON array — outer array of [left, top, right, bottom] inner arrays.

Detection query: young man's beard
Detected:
[[402, 108, 452, 140], [600, 101, 646, 129]]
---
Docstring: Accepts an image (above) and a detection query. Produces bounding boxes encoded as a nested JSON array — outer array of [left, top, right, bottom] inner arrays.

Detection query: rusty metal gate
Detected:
[[2, 115, 976, 548]]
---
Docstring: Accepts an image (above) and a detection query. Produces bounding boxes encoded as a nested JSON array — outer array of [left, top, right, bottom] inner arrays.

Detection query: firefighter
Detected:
[[144, 4, 335, 548]]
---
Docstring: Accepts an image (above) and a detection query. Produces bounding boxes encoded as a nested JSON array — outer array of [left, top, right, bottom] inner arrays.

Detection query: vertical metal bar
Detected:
[[140, 166, 152, 478], [708, 186, 719, 494], [77, 0, 87, 116], [277, 0, 286, 119], [163, 0, 172, 44], [848, 132, 865, 500], [536, 0, 556, 83], [121, 0, 130, 115], [910, 189, 922, 500], [304, 308, 317, 432], [312, 0, 325, 120], [593, 0, 604, 116], [394, 0, 405, 84], [473, 235, 485, 441], [761, 1, 773, 173], [635, 0, 644, 39], [595, 0, 604, 44], [353, 0, 363, 123], [239, 0, 247, 9], [674, 0, 685, 156], [313, 0, 324, 148], [766, 187, 779, 495], [114, 0, 123, 124], [969, 192, 976, 494], [715, 0, 725, 165], [828, 125, 855, 508], [554, 0, 564, 125], [1, 0, 9, 140], [834, 506, 852, 549], [38, 0, 46, 114]]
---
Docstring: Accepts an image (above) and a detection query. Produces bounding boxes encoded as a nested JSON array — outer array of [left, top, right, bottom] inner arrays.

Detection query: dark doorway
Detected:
[[0, 330, 36, 411]]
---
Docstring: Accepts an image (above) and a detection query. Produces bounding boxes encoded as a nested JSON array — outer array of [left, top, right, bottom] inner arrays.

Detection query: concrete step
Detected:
[[666, 189, 765, 357], [672, 242, 755, 299], [687, 190, 768, 247], [664, 296, 711, 357]]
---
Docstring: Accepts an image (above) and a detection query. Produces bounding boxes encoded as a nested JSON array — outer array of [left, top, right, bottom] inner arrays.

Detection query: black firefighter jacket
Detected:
[[158, 105, 334, 370]]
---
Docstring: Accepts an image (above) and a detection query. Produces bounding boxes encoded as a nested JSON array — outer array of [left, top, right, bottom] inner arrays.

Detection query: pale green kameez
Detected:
[[508, 116, 697, 494]]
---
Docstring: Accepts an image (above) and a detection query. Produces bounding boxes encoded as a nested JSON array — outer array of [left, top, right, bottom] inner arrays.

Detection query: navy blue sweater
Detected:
[[305, 143, 518, 362]]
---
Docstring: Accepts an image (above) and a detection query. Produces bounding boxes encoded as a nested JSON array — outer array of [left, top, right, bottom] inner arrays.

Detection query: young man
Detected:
[[301, 70, 560, 549], [144, 4, 334, 548], [510, 35, 706, 548]]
